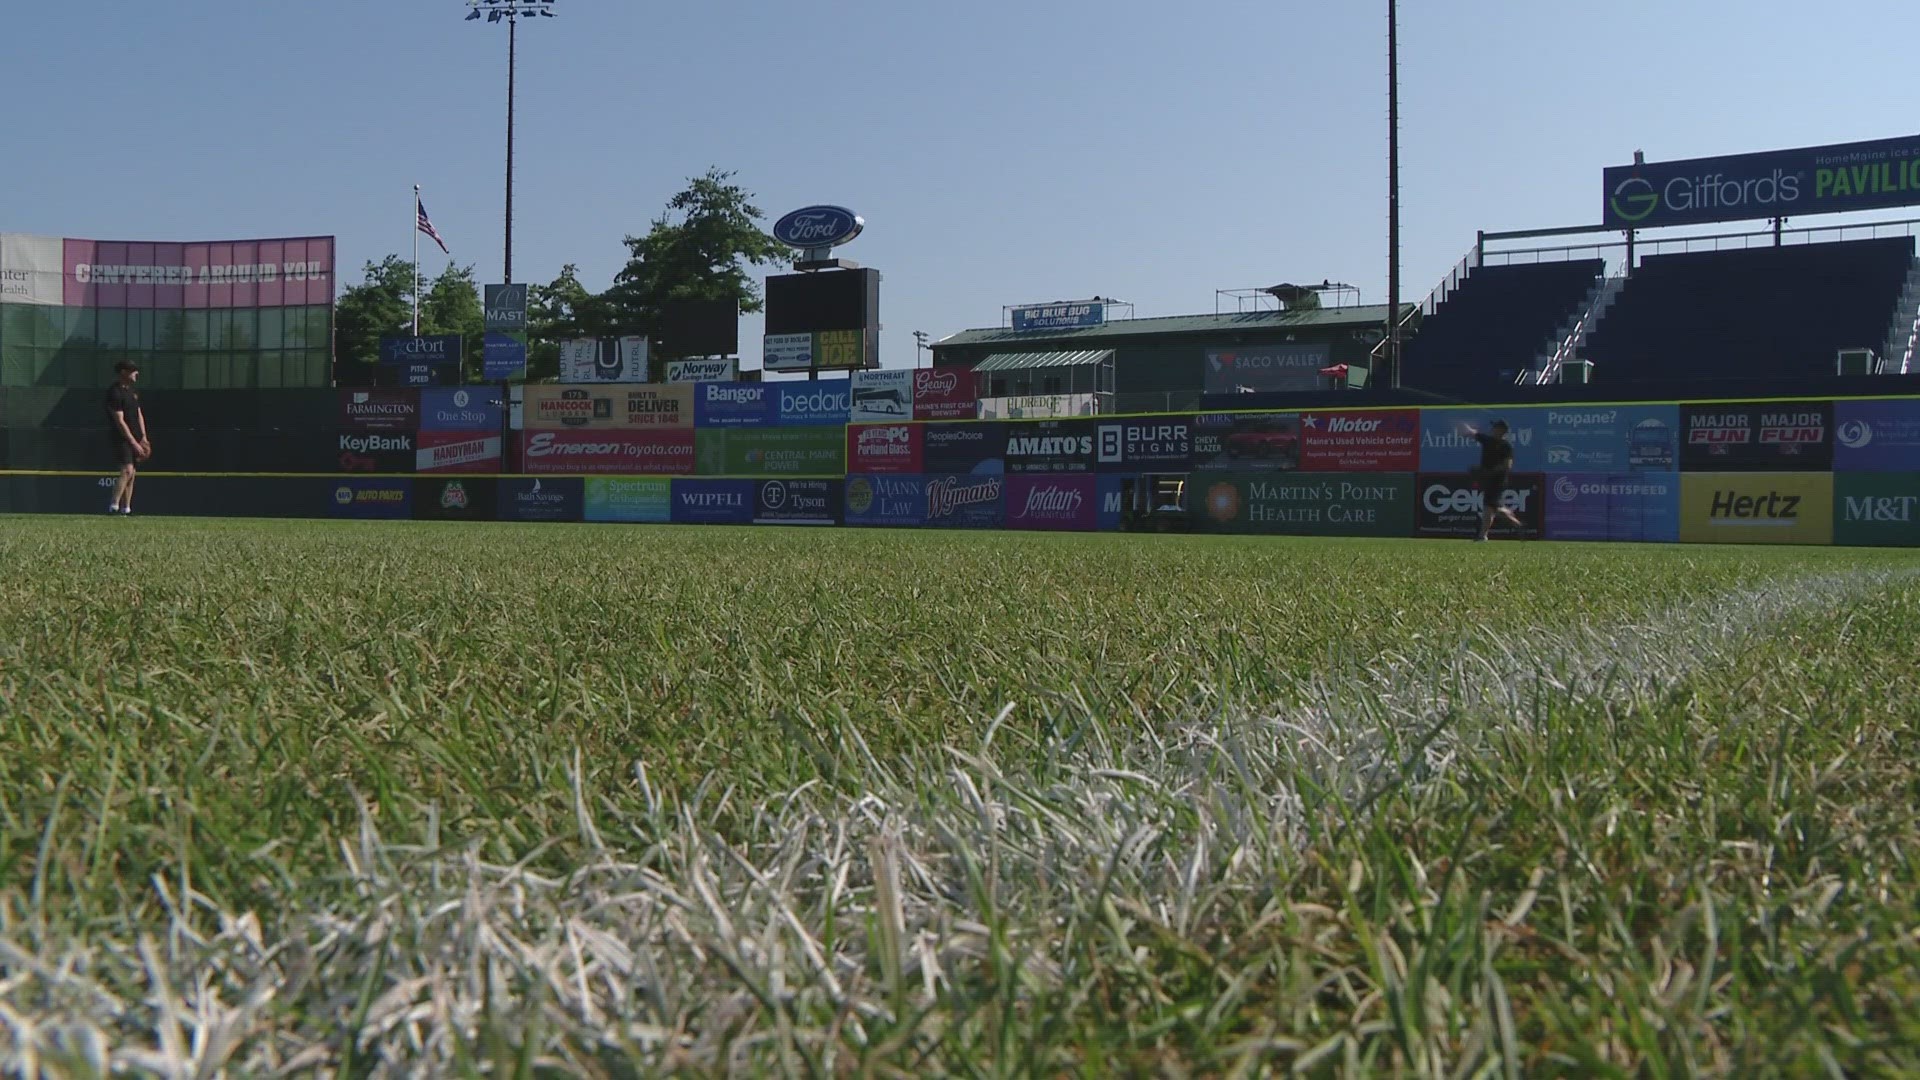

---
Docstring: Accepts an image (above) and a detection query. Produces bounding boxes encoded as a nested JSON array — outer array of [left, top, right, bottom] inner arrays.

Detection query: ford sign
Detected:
[[773, 205, 864, 250]]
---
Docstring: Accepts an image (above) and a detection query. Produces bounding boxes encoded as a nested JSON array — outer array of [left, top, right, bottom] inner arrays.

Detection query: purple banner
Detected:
[[60, 235, 334, 308], [1005, 475, 1098, 531]]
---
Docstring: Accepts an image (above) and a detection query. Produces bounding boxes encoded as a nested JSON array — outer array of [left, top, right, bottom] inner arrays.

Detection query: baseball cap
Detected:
[[115, 360, 141, 374]]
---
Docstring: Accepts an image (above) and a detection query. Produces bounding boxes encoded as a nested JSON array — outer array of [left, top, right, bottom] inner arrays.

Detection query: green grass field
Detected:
[[2, 517, 1918, 1076]]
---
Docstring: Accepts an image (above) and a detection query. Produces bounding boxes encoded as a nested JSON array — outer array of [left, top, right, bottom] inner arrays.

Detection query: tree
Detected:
[[600, 168, 785, 370], [333, 256, 416, 373], [419, 262, 485, 381], [526, 264, 605, 382]]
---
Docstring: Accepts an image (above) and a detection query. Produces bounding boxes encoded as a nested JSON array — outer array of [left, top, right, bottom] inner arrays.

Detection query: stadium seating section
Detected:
[[1402, 259, 1604, 394], [1582, 237, 1915, 382]]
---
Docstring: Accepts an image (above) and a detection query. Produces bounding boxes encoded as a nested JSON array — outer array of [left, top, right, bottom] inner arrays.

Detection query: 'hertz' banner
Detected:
[[1680, 473, 1833, 545]]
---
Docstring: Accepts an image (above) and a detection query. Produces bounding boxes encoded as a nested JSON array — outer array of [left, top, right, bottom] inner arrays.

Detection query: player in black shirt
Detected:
[[1463, 419, 1523, 542], [104, 360, 150, 514]]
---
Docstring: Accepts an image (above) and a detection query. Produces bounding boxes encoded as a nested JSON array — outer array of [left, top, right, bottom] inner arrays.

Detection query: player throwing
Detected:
[[105, 360, 150, 514], [1461, 418, 1522, 541]]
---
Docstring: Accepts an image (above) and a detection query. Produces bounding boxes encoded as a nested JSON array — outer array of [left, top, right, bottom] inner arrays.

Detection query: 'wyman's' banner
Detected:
[[1604, 135, 1920, 229]]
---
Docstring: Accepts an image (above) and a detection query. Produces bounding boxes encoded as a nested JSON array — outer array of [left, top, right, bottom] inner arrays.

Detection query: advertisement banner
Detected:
[[1193, 472, 1416, 536], [0, 233, 66, 306], [666, 358, 738, 383], [848, 423, 924, 474], [1012, 302, 1104, 332], [925, 473, 1004, 529], [584, 477, 672, 523], [1191, 412, 1302, 472], [698, 427, 845, 476], [775, 382, 852, 426], [1604, 135, 1920, 230], [335, 432, 415, 473], [421, 388, 501, 433], [1097, 474, 1132, 531], [1203, 344, 1331, 394], [483, 332, 527, 381], [340, 389, 419, 433], [415, 432, 502, 474], [923, 422, 1007, 474], [1301, 409, 1420, 471], [850, 370, 914, 421], [1544, 473, 1681, 542], [498, 477, 583, 523], [763, 333, 814, 372], [1834, 399, 1920, 471], [1833, 472, 1920, 546], [671, 479, 755, 525], [1540, 404, 1681, 472], [1416, 472, 1547, 539], [483, 283, 528, 331], [1680, 473, 1834, 545], [618, 384, 694, 431], [1419, 408, 1547, 473], [1005, 419, 1097, 474], [844, 474, 928, 527], [523, 385, 616, 430], [379, 334, 461, 367], [693, 381, 773, 427], [328, 478, 412, 520], [1095, 417, 1193, 472], [62, 234, 334, 308], [395, 362, 456, 387], [914, 366, 979, 420], [754, 479, 842, 525], [1680, 401, 1832, 471], [559, 337, 649, 383], [979, 394, 1098, 419], [519, 430, 695, 475], [1005, 475, 1099, 531], [414, 477, 497, 522]]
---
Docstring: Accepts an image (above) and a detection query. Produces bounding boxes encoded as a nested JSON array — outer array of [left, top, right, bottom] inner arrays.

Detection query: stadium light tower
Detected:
[[1385, 0, 1402, 389], [465, 0, 557, 284]]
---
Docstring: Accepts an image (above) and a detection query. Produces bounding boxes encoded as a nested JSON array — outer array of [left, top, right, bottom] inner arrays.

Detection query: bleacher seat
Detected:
[[1402, 260, 1604, 395], [1582, 237, 1913, 382]]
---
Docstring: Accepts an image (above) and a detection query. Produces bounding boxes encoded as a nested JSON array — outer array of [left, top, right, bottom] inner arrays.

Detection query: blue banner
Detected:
[[584, 478, 671, 524], [379, 334, 461, 366], [1539, 404, 1680, 473], [671, 479, 755, 525], [1012, 302, 1105, 332], [1097, 474, 1132, 531], [328, 478, 412, 520], [420, 388, 500, 433], [497, 477, 582, 523], [482, 332, 526, 381], [923, 422, 1006, 475], [753, 479, 842, 525], [844, 474, 927, 527], [694, 382, 774, 427], [1604, 135, 1920, 229], [775, 382, 851, 426], [924, 474, 1003, 529], [1834, 399, 1920, 472], [1419, 408, 1548, 472], [1545, 473, 1680, 543]]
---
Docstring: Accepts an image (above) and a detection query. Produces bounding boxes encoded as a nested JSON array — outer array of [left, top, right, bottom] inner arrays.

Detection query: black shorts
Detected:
[[110, 437, 138, 467], [1478, 470, 1510, 496]]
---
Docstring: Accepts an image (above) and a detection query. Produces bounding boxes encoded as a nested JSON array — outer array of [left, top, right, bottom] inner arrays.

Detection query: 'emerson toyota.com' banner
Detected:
[[1604, 135, 1920, 229]]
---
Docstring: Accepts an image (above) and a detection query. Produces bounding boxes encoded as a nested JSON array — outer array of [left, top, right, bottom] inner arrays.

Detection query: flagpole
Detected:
[[412, 184, 422, 337]]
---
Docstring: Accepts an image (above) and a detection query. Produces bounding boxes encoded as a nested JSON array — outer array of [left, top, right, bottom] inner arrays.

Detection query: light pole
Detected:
[[1385, 0, 1402, 389], [465, 0, 557, 285], [913, 330, 930, 369]]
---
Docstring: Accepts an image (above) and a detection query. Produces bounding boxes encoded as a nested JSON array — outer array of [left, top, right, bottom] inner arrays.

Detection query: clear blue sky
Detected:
[[4, 0, 1916, 371]]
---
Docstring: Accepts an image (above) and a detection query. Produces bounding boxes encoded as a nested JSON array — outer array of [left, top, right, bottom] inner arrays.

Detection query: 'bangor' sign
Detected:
[[1604, 134, 1920, 229]]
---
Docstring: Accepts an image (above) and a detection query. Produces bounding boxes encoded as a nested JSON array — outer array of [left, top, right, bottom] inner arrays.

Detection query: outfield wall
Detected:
[[2, 386, 1916, 546]]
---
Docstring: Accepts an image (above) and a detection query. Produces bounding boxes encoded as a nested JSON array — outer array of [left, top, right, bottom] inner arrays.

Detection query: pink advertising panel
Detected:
[[62, 235, 334, 308]]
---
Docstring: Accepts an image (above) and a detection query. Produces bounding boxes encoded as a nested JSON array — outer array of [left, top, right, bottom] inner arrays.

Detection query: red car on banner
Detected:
[[416, 432, 503, 473], [1300, 409, 1419, 471], [519, 430, 695, 475], [914, 366, 978, 420], [847, 423, 924, 473]]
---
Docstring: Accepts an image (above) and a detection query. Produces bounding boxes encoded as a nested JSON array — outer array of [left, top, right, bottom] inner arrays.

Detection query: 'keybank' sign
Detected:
[[1604, 135, 1920, 229]]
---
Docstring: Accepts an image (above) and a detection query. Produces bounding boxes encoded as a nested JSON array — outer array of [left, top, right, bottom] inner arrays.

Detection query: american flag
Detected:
[[417, 197, 450, 255]]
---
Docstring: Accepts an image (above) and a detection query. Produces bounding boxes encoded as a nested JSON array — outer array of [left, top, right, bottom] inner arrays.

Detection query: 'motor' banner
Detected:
[[1604, 135, 1920, 229], [1302, 410, 1419, 471], [1681, 473, 1833, 545], [1680, 402, 1832, 471]]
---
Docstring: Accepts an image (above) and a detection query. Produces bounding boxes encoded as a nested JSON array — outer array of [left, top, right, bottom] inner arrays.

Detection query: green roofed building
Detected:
[[932, 302, 1413, 413], [0, 233, 335, 389]]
